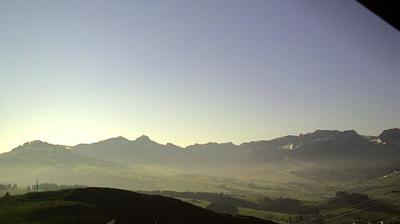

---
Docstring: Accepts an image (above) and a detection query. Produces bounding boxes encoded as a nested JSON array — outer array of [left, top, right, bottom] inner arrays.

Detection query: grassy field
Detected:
[[177, 197, 294, 224], [178, 197, 211, 208], [0, 199, 105, 224], [175, 194, 400, 224], [0, 188, 275, 224], [238, 207, 294, 224]]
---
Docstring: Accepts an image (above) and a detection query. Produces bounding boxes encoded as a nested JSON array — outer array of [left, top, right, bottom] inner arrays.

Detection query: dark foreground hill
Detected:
[[0, 187, 275, 224]]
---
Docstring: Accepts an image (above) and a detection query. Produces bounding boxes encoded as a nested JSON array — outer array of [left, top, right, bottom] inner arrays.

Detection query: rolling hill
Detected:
[[0, 187, 275, 224]]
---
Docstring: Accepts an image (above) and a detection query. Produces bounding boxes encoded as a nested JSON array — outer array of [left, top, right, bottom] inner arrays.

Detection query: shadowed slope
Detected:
[[0, 187, 276, 224]]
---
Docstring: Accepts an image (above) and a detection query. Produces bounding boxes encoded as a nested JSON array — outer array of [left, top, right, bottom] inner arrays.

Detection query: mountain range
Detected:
[[1, 128, 399, 198], [73, 128, 400, 166]]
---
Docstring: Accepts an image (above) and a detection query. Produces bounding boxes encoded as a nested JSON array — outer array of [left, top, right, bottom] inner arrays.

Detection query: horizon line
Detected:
[[6, 128, 398, 153]]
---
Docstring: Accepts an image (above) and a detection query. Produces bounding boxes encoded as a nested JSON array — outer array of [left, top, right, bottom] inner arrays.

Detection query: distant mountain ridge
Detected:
[[0, 129, 399, 189], [378, 128, 400, 146], [10, 128, 398, 152], [5, 129, 400, 169], [72, 128, 400, 166]]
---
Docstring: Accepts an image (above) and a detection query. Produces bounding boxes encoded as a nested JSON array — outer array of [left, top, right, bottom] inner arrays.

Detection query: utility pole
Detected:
[[36, 180, 39, 192]]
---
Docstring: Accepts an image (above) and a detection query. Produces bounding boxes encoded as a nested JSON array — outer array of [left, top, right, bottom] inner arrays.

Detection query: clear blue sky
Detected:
[[0, 0, 399, 152]]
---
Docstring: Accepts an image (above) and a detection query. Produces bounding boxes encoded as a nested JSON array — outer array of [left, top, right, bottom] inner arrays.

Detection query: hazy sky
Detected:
[[0, 0, 399, 152]]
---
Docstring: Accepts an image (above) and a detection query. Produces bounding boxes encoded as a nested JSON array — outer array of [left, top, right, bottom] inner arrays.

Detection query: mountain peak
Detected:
[[304, 130, 360, 139], [23, 140, 49, 146], [380, 128, 400, 138], [135, 135, 152, 143], [379, 128, 400, 145], [12, 140, 65, 152], [100, 136, 130, 144], [114, 136, 129, 141]]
